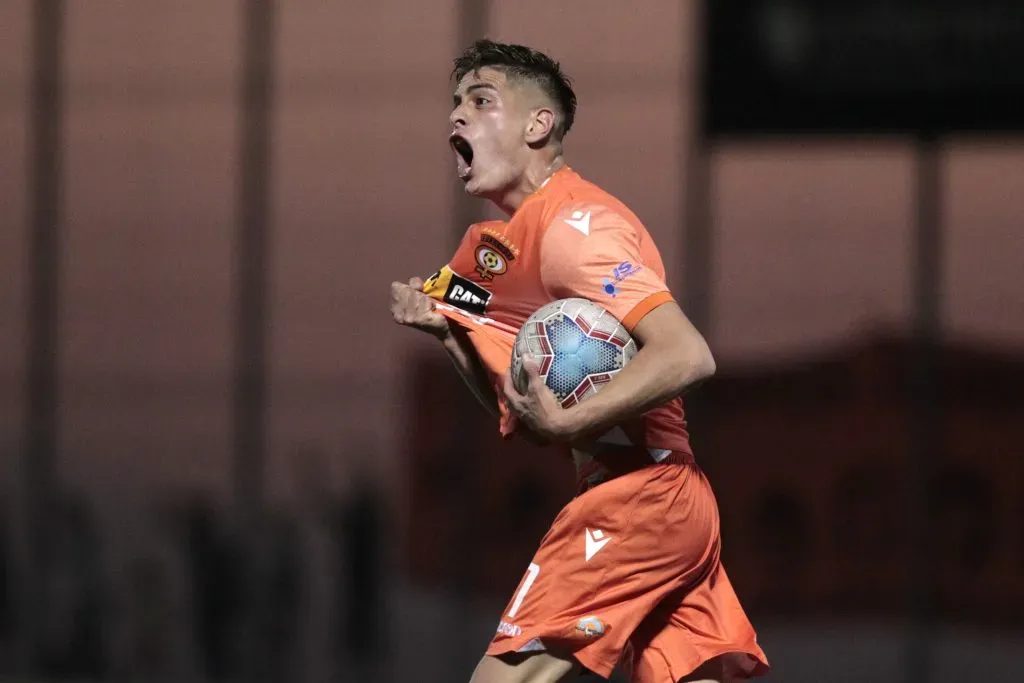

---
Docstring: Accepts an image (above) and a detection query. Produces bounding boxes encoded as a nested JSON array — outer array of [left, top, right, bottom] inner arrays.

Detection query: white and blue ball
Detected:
[[511, 298, 636, 408]]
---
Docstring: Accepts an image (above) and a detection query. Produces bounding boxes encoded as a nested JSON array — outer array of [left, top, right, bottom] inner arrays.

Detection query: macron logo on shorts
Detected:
[[585, 528, 610, 561]]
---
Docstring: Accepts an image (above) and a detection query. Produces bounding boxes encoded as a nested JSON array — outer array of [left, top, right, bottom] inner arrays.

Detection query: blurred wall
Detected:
[[2, 0, 1023, 503]]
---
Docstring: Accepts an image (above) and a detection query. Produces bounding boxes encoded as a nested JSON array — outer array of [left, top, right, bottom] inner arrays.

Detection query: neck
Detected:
[[489, 154, 566, 216]]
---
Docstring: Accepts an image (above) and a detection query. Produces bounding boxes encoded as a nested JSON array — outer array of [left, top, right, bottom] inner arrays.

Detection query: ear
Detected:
[[525, 107, 556, 145]]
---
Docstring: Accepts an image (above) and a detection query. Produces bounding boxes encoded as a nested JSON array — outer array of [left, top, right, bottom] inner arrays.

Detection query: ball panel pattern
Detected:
[[511, 298, 637, 409]]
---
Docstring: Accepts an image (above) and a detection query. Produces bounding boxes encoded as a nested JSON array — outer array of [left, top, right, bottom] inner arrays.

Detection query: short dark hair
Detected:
[[452, 39, 577, 139]]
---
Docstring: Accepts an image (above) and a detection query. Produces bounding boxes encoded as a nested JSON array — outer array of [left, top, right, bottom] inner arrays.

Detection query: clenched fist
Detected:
[[390, 277, 449, 339]]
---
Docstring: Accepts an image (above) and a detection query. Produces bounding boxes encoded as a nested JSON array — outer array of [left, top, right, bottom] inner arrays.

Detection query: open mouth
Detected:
[[449, 134, 474, 179]]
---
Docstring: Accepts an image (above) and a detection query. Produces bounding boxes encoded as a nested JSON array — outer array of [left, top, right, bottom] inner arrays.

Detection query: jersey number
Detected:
[[507, 562, 540, 619]]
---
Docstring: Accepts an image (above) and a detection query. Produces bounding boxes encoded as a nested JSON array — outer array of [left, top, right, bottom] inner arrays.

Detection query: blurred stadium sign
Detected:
[[704, 0, 1024, 136]]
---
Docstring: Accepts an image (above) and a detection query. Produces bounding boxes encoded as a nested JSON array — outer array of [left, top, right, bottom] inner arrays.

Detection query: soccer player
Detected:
[[390, 40, 769, 683]]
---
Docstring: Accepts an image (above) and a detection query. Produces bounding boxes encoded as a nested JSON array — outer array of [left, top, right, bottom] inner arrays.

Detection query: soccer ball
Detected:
[[511, 298, 636, 408]]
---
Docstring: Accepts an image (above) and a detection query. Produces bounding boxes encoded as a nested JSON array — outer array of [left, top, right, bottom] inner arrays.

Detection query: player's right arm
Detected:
[[390, 277, 500, 420], [440, 326, 501, 420]]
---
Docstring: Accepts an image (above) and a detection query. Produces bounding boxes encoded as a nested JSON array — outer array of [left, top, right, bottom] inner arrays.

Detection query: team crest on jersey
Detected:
[[475, 245, 507, 279], [475, 228, 519, 280]]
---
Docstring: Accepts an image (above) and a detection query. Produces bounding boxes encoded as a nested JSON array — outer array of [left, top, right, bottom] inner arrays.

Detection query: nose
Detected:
[[449, 104, 466, 129]]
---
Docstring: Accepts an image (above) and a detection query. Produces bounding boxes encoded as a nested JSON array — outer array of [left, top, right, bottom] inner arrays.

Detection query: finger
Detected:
[[502, 367, 522, 402], [521, 355, 546, 391], [417, 293, 436, 313], [392, 281, 413, 306]]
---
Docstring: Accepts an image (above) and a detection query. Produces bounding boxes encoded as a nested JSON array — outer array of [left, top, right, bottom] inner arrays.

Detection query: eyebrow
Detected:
[[453, 83, 497, 106]]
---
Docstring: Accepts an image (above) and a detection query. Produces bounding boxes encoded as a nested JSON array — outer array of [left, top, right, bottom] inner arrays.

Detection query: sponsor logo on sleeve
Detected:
[[423, 265, 492, 315], [601, 261, 643, 297], [443, 272, 492, 315]]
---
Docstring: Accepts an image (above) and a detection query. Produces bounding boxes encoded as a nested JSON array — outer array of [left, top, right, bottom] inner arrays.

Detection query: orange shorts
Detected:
[[486, 456, 770, 681]]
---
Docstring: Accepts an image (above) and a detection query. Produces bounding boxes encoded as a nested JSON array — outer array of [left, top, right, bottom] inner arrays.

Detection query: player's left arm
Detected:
[[560, 299, 714, 441], [502, 205, 715, 442]]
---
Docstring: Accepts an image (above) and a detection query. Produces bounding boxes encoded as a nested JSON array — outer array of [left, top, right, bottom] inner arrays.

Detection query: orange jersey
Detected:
[[423, 167, 693, 458], [424, 167, 769, 680]]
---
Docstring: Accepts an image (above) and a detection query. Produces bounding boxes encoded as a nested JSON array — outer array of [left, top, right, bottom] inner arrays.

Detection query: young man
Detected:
[[390, 40, 769, 683]]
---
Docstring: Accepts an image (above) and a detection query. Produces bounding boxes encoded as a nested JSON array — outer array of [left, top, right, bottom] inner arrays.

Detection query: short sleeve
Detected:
[[540, 204, 673, 331]]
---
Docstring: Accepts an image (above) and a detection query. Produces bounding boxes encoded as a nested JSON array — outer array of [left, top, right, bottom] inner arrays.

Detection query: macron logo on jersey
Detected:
[[564, 210, 591, 235]]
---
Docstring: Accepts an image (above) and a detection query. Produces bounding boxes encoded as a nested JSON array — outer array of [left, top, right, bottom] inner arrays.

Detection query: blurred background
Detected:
[[1, 1, 1023, 682]]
